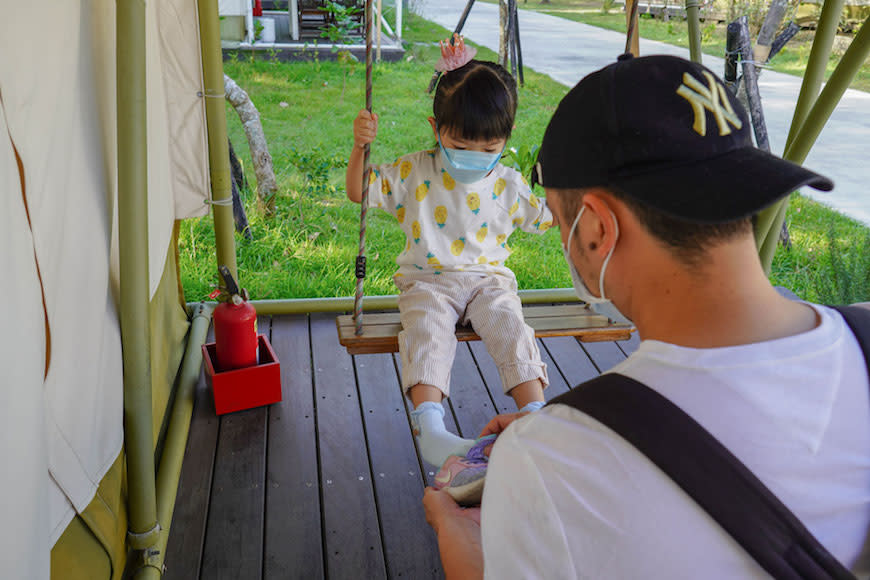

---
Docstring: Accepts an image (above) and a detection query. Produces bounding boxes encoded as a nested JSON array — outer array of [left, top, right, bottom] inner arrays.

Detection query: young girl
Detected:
[[346, 36, 552, 471]]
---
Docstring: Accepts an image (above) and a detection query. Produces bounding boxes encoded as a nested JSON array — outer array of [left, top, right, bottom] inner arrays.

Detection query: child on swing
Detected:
[[346, 35, 552, 499]]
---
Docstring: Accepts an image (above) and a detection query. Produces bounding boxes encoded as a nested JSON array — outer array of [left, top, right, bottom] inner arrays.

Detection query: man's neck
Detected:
[[627, 239, 819, 348]]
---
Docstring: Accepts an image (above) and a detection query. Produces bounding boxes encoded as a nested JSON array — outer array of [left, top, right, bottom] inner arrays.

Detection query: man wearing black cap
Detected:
[[423, 54, 870, 578]]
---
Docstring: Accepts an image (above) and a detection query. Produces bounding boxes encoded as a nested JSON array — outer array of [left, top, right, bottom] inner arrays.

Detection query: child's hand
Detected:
[[353, 109, 379, 149]]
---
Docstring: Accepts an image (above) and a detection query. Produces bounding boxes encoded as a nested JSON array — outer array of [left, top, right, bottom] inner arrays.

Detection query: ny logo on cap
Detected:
[[676, 71, 742, 137]]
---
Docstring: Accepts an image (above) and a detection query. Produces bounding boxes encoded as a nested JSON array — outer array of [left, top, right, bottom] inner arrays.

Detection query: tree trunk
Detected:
[[224, 73, 278, 216], [499, 0, 509, 67], [755, 0, 789, 63], [228, 139, 253, 240]]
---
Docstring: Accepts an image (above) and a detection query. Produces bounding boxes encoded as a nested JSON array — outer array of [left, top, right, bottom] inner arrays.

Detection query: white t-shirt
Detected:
[[482, 304, 870, 579], [366, 149, 553, 278]]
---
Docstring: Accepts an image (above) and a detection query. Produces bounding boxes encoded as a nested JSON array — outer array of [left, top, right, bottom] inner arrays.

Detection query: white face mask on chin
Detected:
[[561, 206, 632, 324]]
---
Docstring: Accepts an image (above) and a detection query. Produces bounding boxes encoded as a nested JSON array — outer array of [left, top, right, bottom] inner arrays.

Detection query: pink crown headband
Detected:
[[434, 34, 477, 73]]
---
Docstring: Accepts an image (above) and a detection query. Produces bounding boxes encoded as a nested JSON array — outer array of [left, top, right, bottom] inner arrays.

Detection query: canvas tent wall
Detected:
[[0, 0, 211, 577]]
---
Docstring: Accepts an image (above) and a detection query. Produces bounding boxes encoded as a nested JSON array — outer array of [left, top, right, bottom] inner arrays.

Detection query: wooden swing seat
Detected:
[[336, 303, 634, 355]]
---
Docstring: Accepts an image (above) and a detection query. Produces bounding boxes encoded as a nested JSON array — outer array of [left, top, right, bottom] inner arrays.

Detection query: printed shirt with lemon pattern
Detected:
[[366, 149, 553, 278]]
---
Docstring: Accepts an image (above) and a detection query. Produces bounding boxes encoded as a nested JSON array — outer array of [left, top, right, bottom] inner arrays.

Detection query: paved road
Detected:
[[414, 0, 870, 227]]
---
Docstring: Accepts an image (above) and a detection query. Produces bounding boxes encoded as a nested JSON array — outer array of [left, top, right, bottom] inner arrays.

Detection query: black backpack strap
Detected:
[[549, 374, 855, 580], [831, 305, 870, 368]]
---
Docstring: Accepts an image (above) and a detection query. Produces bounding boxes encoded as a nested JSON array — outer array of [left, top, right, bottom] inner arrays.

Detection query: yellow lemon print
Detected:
[[415, 180, 430, 202], [496, 233, 507, 247], [466, 192, 480, 214], [476, 222, 488, 243], [539, 220, 552, 231], [412, 220, 421, 243], [477, 256, 488, 264], [434, 206, 448, 228], [489, 260, 501, 266], [382, 177, 392, 196], [442, 169, 456, 191], [509, 201, 519, 216], [492, 178, 506, 199], [427, 252, 441, 267], [512, 216, 523, 228], [368, 169, 377, 185], [400, 160, 413, 181], [392, 158, 401, 167], [396, 204, 405, 223], [405, 239, 411, 251], [450, 237, 465, 256], [529, 193, 540, 208]]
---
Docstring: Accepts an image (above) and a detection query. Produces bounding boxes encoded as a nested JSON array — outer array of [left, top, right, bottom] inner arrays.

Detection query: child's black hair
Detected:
[[433, 60, 518, 142]]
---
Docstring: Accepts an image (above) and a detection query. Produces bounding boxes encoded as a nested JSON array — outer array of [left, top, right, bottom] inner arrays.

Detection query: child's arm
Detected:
[[346, 109, 379, 203]]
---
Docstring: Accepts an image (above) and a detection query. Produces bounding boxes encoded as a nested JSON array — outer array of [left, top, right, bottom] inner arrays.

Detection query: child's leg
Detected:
[[408, 384, 475, 467], [465, 276, 549, 411], [509, 379, 546, 413], [397, 277, 475, 467]]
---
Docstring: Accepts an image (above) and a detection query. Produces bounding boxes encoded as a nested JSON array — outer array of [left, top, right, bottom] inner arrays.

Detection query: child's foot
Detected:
[[410, 401, 475, 467], [433, 435, 497, 506]]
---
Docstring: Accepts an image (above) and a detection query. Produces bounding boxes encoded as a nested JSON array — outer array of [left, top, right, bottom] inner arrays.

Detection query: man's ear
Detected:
[[580, 191, 618, 257], [428, 116, 438, 136]]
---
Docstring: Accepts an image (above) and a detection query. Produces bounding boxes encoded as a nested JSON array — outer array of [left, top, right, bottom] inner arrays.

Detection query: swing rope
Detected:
[[354, 0, 374, 336]]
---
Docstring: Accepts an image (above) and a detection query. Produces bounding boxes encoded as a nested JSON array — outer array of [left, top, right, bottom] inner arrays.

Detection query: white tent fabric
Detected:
[[0, 92, 51, 580], [0, 0, 210, 573]]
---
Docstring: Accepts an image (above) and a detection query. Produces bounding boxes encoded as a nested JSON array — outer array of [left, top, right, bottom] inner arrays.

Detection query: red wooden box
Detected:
[[202, 334, 282, 415]]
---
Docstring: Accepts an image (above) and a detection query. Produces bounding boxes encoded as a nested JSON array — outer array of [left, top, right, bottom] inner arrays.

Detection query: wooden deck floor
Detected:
[[164, 311, 639, 580]]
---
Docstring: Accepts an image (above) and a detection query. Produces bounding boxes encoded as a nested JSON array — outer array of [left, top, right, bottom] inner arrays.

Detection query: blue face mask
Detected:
[[437, 132, 504, 184]]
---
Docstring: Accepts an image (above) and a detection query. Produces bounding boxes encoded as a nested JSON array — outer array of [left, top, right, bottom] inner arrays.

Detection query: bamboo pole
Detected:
[[757, 15, 870, 270], [133, 304, 213, 580], [188, 288, 582, 316], [199, 0, 239, 285], [624, 0, 640, 56], [685, 0, 702, 63], [755, 0, 847, 269], [117, 0, 159, 566]]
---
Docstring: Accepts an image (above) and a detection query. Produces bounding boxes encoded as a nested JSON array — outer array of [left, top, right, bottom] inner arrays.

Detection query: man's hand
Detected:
[[479, 411, 529, 440], [353, 109, 379, 149], [423, 488, 484, 580]]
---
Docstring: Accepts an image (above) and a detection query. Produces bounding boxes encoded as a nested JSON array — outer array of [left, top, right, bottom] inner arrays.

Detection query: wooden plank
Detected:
[[540, 336, 601, 391], [578, 340, 629, 374], [164, 326, 219, 580], [199, 317, 271, 580], [310, 313, 387, 579], [263, 315, 324, 579], [200, 406, 268, 579], [355, 352, 444, 579], [618, 331, 642, 357], [337, 303, 594, 329], [337, 310, 631, 355], [444, 344, 498, 443]]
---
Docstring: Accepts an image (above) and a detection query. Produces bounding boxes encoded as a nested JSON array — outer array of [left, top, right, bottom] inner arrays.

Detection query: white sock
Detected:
[[518, 400, 545, 413], [410, 401, 475, 467]]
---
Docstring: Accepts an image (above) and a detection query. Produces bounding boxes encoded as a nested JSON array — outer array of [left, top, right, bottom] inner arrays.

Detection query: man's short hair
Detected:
[[556, 187, 752, 267]]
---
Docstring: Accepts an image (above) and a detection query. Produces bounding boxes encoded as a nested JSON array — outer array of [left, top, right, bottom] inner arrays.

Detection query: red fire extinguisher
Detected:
[[253, 0, 263, 17], [214, 265, 258, 371]]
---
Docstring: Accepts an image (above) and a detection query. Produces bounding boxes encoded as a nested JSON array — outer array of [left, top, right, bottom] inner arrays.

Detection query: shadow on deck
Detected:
[[164, 310, 639, 579]]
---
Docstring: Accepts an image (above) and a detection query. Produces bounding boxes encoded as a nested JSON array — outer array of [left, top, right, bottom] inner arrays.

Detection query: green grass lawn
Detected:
[[179, 10, 870, 304]]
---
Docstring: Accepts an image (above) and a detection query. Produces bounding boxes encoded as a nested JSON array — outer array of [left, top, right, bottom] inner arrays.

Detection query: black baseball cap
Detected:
[[533, 53, 833, 223]]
